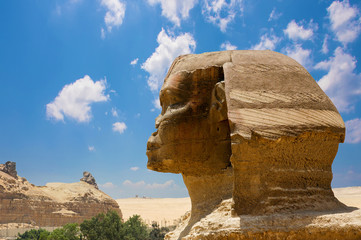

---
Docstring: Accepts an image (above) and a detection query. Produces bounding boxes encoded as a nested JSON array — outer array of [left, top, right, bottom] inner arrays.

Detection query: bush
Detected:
[[122, 215, 148, 240], [17, 211, 171, 240], [47, 223, 80, 240], [17, 229, 50, 240], [148, 223, 170, 240]]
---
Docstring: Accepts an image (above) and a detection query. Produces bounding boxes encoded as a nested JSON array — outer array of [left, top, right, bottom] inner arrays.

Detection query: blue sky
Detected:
[[0, 0, 360, 199]]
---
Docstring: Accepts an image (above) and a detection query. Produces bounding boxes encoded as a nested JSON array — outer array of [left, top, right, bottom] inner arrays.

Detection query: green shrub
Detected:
[[47, 223, 80, 240], [148, 222, 171, 240], [17, 211, 171, 240], [17, 228, 50, 240]]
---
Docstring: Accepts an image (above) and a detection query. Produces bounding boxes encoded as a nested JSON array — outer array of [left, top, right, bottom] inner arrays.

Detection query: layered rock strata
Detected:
[[0, 166, 121, 227], [146, 50, 360, 239], [166, 199, 361, 240]]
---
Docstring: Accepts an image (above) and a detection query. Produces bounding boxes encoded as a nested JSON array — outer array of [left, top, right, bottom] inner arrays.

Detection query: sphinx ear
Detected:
[[210, 81, 228, 122]]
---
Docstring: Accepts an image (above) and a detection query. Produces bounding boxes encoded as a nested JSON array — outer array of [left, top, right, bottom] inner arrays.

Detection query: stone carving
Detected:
[[147, 50, 361, 239], [0, 165, 121, 227], [80, 171, 98, 189], [0, 161, 18, 179]]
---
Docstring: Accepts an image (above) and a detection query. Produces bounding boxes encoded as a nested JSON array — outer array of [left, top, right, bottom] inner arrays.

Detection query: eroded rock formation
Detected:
[[0, 161, 18, 179], [146, 50, 361, 239], [0, 164, 121, 227], [80, 171, 98, 189]]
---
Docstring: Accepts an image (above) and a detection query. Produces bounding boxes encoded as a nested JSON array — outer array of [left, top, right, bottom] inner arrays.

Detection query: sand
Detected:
[[116, 186, 361, 228], [116, 197, 191, 226]]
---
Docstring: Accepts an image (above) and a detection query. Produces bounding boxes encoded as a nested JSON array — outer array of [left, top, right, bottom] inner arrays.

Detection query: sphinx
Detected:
[[146, 50, 351, 239]]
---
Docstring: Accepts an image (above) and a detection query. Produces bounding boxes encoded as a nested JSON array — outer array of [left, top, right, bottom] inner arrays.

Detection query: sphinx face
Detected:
[[146, 69, 231, 176]]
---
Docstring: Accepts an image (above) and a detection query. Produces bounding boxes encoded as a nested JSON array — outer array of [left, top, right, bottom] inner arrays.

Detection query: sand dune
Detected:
[[116, 187, 361, 227]]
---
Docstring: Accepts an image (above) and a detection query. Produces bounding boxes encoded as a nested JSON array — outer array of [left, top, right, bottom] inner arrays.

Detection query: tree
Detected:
[[80, 211, 122, 240], [16, 229, 50, 240], [122, 215, 148, 240], [47, 223, 80, 240]]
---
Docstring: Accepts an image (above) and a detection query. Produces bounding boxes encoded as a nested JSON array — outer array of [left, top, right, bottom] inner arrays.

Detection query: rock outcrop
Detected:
[[80, 171, 98, 189], [146, 50, 361, 239], [0, 161, 18, 179], [0, 163, 121, 227]]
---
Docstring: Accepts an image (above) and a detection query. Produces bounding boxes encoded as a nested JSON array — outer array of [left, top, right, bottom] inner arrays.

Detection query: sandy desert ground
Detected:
[[116, 197, 191, 226], [116, 186, 361, 227]]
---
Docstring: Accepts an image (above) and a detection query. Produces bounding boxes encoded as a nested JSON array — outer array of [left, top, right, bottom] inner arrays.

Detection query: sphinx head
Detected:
[[146, 65, 231, 176], [146, 50, 346, 215]]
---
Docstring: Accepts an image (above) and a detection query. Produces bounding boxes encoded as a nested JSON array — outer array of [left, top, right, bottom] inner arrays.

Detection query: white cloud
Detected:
[[123, 179, 175, 189], [251, 33, 280, 50], [202, 0, 243, 32], [101, 0, 126, 32], [327, 0, 361, 44], [142, 28, 196, 92], [101, 182, 117, 189], [88, 146, 95, 151], [322, 35, 329, 54], [153, 98, 161, 110], [284, 44, 312, 67], [46, 75, 109, 122], [283, 20, 316, 41], [130, 167, 139, 171], [147, 0, 197, 26], [112, 121, 127, 134], [345, 118, 361, 143], [220, 41, 237, 50], [130, 58, 139, 65], [315, 47, 361, 112], [111, 107, 118, 117], [268, 8, 282, 21]]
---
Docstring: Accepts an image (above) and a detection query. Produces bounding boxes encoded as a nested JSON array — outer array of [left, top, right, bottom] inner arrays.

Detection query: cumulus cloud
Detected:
[[268, 8, 282, 22], [147, 0, 197, 26], [130, 167, 139, 171], [327, 0, 361, 44], [202, 0, 243, 32], [345, 118, 361, 143], [46, 75, 109, 122], [130, 58, 139, 65], [220, 41, 237, 50], [251, 33, 280, 50], [88, 146, 95, 151], [142, 28, 196, 92], [123, 179, 175, 189], [101, 0, 126, 32], [315, 47, 361, 112], [284, 44, 312, 68], [283, 20, 316, 41], [112, 121, 127, 134]]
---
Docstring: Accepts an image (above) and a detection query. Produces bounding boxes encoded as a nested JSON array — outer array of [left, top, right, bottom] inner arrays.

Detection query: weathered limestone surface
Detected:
[[0, 165, 121, 227], [146, 50, 361, 239], [166, 199, 361, 240]]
